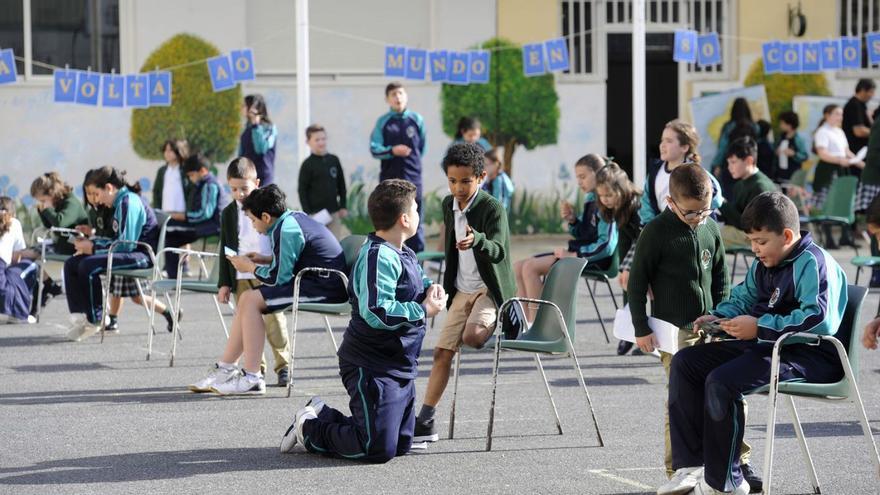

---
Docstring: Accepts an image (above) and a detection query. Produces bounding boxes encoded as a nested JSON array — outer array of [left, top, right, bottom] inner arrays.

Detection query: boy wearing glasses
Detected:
[[628, 164, 750, 486]]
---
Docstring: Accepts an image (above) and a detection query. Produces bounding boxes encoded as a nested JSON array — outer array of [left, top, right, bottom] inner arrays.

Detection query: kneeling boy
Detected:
[[659, 191, 847, 495]]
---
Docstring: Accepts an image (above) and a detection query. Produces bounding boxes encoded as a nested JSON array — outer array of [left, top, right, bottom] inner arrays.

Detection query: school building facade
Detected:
[[0, 0, 874, 203]]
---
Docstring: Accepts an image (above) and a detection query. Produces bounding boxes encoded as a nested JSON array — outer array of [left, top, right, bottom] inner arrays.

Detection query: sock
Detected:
[[417, 404, 436, 423], [244, 370, 262, 382], [217, 361, 236, 371]]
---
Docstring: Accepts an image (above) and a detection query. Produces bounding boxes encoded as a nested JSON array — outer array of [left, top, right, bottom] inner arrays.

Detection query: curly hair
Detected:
[[442, 142, 485, 176]]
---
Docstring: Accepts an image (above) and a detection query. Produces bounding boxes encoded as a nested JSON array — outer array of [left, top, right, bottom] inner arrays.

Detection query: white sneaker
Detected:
[[188, 364, 238, 393], [280, 404, 318, 453], [66, 317, 102, 342], [692, 475, 749, 495], [210, 371, 265, 395], [306, 396, 325, 415], [657, 467, 704, 495]]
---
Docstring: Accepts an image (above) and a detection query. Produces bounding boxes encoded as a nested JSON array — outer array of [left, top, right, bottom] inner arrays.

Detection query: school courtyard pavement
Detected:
[[1, 235, 879, 495]]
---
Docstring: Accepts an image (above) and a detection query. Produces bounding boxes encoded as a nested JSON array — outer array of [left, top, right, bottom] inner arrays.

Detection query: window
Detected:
[[561, 0, 596, 75], [684, 0, 731, 77], [1, 0, 119, 78], [838, 0, 880, 70]]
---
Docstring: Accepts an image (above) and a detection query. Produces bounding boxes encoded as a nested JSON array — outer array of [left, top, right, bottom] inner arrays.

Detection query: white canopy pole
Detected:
[[632, 0, 646, 186], [296, 0, 311, 166]]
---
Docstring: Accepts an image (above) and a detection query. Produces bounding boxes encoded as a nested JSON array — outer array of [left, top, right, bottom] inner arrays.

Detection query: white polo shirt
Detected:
[[453, 192, 485, 293], [162, 164, 187, 212], [235, 202, 272, 280]]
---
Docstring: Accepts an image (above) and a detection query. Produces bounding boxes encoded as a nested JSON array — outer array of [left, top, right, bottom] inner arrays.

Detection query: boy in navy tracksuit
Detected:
[[64, 167, 159, 341], [205, 184, 347, 395], [280, 179, 447, 462], [370, 82, 427, 253], [659, 192, 847, 495], [164, 154, 225, 278]]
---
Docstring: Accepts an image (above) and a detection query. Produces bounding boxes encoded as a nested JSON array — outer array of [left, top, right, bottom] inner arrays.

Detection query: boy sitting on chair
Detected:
[[658, 191, 847, 495]]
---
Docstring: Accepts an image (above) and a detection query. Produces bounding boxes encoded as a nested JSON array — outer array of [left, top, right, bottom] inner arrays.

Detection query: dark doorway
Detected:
[[605, 32, 679, 179]]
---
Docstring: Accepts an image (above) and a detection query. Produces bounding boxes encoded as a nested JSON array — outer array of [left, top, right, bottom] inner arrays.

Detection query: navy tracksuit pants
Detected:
[[64, 252, 151, 324], [301, 361, 415, 463], [0, 259, 38, 320], [669, 339, 843, 492]]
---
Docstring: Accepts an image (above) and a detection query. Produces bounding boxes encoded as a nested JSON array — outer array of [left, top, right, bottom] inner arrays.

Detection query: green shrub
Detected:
[[131, 33, 242, 161]]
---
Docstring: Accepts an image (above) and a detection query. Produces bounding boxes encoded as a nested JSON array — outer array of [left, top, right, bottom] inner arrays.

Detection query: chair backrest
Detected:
[[789, 168, 808, 188], [340, 234, 367, 271], [835, 284, 868, 377], [820, 175, 858, 223], [604, 250, 620, 278], [205, 246, 221, 284], [526, 257, 588, 348], [153, 211, 171, 271]]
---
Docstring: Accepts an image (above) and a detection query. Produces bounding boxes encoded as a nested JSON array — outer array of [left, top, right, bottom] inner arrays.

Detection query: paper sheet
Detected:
[[310, 208, 333, 225], [850, 146, 868, 164], [613, 305, 683, 354], [777, 140, 789, 170]]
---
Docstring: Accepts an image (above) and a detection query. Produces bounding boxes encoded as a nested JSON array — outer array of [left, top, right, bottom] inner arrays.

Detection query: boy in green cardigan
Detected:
[[210, 157, 290, 387], [413, 143, 516, 442], [719, 137, 777, 248]]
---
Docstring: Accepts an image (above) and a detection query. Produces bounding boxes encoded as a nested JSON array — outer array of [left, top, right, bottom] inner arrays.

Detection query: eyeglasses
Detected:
[[669, 198, 713, 221]]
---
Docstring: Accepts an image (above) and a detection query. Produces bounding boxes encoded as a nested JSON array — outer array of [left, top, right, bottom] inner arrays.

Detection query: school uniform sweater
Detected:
[[482, 172, 515, 210], [92, 187, 159, 255], [712, 232, 847, 342], [566, 192, 617, 261], [628, 208, 729, 337], [185, 173, 223, 236], [718, 170, 777, 230], [337, 234, 433, 379], [239, 123, 278, 185], [298, 153, 347, 214], [370, 109, 426, 188], [441, 189, 516, 307], [38, 194, 89, 255]]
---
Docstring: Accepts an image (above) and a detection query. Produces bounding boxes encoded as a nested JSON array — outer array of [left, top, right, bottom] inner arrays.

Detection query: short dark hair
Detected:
[[669, 164, 712, 201], [725, 136, 758, 161], [778, 111, 799, 129], [305, 124, 325, 140], [442, 142, 485, 176], [385, 81, 404, 96], [182, 154, 209, 174], [227, 157, 257, 181], [368, 179, 416, 231], [856, 78, 876, 93], [741, 191, 800, 234], [241, 184, 287, 219], [866, 194, 880, 227]]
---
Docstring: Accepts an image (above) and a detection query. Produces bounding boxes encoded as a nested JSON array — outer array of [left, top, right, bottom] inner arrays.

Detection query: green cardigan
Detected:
[[152, 164, 192, 209], [718, 170, 777, 230], [217, 201, 240, 289], [442, 189, 516, 307], [627, 208, 730, 337], [39, 194, 89, 255]]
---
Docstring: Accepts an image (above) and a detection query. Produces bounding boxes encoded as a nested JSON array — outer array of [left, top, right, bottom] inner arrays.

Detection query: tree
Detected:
[[440, 38, 560, 176], [131, 33, 242, 161], [743, 59, 831, 128]]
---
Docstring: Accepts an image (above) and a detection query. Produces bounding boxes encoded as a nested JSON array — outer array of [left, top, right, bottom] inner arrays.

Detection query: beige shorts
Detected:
[[435, 288, 497, 351]]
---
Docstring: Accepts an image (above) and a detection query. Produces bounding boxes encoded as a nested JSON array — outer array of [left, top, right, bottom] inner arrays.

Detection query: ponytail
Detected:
[[84, 166, 142, 194]]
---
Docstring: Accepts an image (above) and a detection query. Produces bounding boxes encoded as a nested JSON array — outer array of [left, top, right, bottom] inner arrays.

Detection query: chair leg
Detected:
[[534, 354, 563, 435], [762, 347, 783, 495], [286, 309, 299, 398], [168, 275, 184, 368], [323, 316, 339, 351], [585, 278, 610, 343], [731, 252, 739, 281], [604, 278, 619, 310], [448, 351, 461, 440], [146, 287, 158, 362], [839, 349, 880, 479], [856, 266, 863, 286], [211, 295, 229, 338], [566, 344, 604, 447], [485, 335, 503, 451], [784, 395, 821, 494], [35, 260, 45, 323]]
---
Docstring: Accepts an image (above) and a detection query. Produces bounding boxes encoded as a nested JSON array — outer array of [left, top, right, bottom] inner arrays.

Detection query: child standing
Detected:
[[64, 167, 160, 341], [0, 197, 39, 322], [660, 192, 847, 495], [482, 148, 515, 211], [164, 154, 224, 279], [280, 179, 447, 461], [514, 154, 607, 320], [239, 94, 278, 186], [199, 157, 291, 388], [191, 185, 348, 395], [152, 139, 191, 212], [370, 82, 426, 253], [772, 111, 807, 183], [452, 116, 492, 152], [298, 124, 349, 239], [719, 137, 777, 248], [412, 143, 516, 443]]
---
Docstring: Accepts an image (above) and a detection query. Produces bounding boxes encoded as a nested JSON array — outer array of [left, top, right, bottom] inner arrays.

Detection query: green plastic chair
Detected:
[[726, 245, 754, 281], [151, 246, 232, 367], [809, 176, 859, 254], [483, 257, 604, 451], [101, 212, 172, 347], [747, 285, 880, 494], [582, 252, 620, 343], [286, 234, 366, 397]]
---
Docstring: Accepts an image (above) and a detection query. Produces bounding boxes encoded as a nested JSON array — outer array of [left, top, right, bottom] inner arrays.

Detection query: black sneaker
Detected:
[[616, 340, 634, 355], [501, 302, 526, 340], [277, 367, 290, 387], [164, 308, 183, 332], [42, 281, 63, 308], [413, 418, 439, 442], [740, 463, 763, 493], [105, 318, 120, 334]]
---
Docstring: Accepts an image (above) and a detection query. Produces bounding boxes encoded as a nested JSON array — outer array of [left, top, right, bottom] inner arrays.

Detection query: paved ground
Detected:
[[1, 236, 880, 494]]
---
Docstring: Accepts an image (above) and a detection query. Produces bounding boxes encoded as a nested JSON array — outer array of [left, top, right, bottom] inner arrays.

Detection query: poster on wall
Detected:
[[687, 85, 771, 168]]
